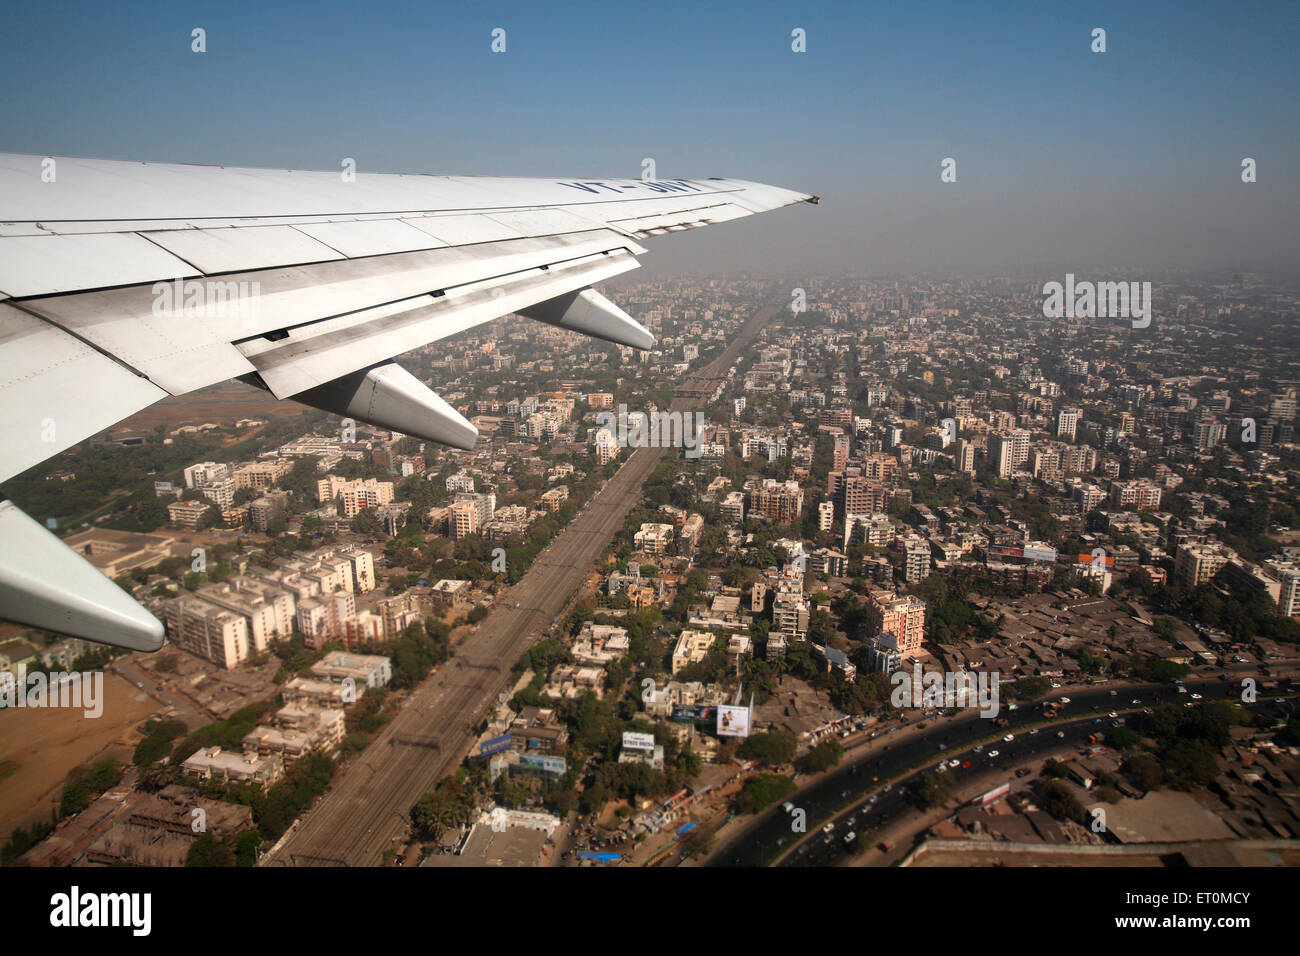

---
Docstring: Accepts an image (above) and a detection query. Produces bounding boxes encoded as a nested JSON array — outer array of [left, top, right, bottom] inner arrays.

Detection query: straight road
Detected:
[[268, 300, 779, 866]]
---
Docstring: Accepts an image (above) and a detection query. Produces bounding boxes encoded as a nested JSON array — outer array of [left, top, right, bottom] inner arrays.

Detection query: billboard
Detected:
[[671, 704, 716, 723], [622, 731, 655, 751], [990, 543, 1058, 562], [518, 753, 566, 774], [479, 734, 512, 757], [716, 704, 751, 738]]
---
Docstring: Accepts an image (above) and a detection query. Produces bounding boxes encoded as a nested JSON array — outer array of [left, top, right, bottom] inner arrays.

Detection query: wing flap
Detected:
[[0, 303, 168, 483], [237, 248, 642, 397], [17, 229, 645, 395]]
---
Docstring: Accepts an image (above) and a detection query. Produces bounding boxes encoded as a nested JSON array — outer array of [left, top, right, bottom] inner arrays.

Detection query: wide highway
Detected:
[[266, 300, 779, 866]]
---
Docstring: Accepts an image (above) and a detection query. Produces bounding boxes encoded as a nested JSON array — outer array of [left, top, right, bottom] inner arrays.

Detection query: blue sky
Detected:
[[2, 0, 1296, 275]]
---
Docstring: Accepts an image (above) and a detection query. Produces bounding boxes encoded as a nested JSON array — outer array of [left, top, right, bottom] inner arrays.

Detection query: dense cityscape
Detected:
[[3, 272, 1298, 870]]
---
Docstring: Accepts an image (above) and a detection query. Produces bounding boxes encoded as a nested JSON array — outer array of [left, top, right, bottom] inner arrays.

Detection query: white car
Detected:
[[1108, 712, 1118, 718], [1029, 727, 1039, 735], [1003, 734, 1015, 742], [948, 759, 960, 768], [1057, 731, 1065, 738], [988, 750, 1000, 758], [1058, 697, 1071, 704], [1191, 693, 1203, 700]]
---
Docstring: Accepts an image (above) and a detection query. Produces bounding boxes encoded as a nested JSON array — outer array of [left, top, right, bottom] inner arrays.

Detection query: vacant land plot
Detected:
[[0, 671, 162, 837]]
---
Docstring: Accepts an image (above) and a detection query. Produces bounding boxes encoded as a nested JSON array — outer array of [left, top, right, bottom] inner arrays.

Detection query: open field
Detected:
[[0, 671, 163, 838], [110, 379, 309, 432]]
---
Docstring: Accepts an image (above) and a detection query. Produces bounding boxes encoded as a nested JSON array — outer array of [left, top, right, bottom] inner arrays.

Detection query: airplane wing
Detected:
[[0, 153, 817, 652]]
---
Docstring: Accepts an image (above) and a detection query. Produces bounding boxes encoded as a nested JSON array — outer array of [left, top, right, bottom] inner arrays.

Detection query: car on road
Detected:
[[822, 822, 834, 834], [1108, 711, 1118, 718], [882, 783, 892, 793], [935, 763, 947, 773], [887, 727, 898, 734], [1059, 697, 1071, 704], [1029, 727, 1039, 735], [961, 760, 971, 769], [948, 759, 960, 768], [1003, 734, 1015, 742], [1109, 690, 1117, 696], [973, 744, 984, 753], [988, 749, 1000, 758], [1057, 731, 1066, 738], [782, 801, 795, 814], [1131, 698, 1141, 704], [1191, 693, 1203, 700]]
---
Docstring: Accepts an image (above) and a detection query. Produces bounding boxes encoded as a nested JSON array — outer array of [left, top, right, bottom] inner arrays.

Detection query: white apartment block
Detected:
[[634, 523, 675, 555], [316, 475, 395, 517], [162, 596, 250, 669], [196, 577, 295, 653], [311, 651, 392, 689]]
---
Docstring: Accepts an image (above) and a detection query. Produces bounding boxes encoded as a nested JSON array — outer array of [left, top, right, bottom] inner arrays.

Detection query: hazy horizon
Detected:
[[2, 0, 1296, 277]]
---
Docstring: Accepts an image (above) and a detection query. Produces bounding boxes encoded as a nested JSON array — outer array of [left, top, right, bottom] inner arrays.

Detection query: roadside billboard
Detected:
[[671, 704, 716, 724], [716, 703, 751, 738], [622, 731, 656, 751]]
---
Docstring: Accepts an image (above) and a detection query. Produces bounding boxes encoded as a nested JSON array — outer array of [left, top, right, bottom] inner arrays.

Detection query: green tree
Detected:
[[734, 773, 797, 814], [186, 831, 236, 867]]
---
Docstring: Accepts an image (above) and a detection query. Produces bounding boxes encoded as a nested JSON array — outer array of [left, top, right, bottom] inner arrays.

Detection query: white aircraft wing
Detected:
[[0, 152, 817, 651]]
